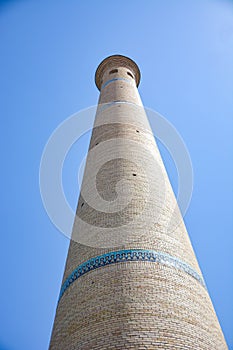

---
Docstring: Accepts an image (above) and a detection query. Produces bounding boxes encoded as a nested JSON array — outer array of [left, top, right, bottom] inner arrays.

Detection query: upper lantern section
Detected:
[[95, 54, 141, 90]]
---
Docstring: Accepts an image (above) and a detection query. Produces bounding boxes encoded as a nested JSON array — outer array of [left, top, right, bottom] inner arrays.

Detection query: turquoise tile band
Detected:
[[101, 77, 134, 89], [58, 249, 206, 302], [96, 100, 140, 115]]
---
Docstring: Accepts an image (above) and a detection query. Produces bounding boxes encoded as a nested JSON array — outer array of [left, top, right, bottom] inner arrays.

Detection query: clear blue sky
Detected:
[[0, 1, 232, 349]]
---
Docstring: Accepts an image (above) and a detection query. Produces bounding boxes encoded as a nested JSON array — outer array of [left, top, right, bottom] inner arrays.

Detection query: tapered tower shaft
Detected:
[[49, 55, 227, 350]]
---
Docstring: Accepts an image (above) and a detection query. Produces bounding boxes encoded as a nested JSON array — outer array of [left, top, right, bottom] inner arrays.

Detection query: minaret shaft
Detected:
[[49, 55, 227, 350]]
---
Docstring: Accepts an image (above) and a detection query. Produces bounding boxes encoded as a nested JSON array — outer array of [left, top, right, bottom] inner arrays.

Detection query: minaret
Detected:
[[49, 55, 227, 349]]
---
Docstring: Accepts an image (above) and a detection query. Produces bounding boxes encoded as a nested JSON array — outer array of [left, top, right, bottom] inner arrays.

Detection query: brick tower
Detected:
[[49, 55, 227, 349]]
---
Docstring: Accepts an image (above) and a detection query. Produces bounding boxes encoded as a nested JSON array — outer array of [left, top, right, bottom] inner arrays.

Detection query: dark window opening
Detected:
[[132, 173, 137, 176], [81, 203, 84, 207], [109, 69, 118, 74], [136, 130, 140, 133], [127, 71, 134, 79]]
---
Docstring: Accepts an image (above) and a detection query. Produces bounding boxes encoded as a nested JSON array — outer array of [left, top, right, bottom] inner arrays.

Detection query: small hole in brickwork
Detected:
[[81, 203, 84, 207], [127, 71, 134, 79], [120, 86, 123, 88], [95, 142, 99, 145], [91, 281, 94, 284], [109, 69, 118, 74], [136, 130, 139, 133], [132, 173, 137, 176]]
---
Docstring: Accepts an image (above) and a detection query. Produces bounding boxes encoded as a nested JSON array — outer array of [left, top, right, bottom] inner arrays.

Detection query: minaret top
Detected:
[[95, 54, 141, 90]]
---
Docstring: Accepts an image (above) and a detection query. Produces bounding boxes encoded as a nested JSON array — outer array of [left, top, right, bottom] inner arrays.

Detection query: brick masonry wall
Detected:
[[49, 56, 228, 349]]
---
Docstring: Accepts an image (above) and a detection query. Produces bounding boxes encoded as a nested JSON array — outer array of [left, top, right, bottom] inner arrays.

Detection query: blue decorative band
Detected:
[[58, 249, 206, 302], [101, 77, 134, 89], [97, 100, 140, 114]]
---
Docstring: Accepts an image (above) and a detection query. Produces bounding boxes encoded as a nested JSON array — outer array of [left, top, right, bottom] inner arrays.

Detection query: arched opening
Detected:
[[127, 71, 134, 79], [109, 69, 118, 74]]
